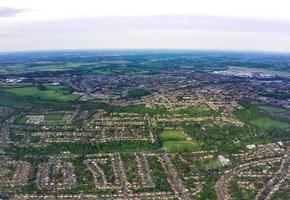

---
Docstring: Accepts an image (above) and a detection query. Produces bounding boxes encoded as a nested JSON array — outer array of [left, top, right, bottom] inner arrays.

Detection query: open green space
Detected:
[[160, 128, 199, 152], [16, 113, 66, 125], [0, 88, 27, 107], [15, 116, 29, 125], [236, 103, 290, 130], [163, 141, 199, 152], [193, 158, 220, 170], [251, 118, 290, 129], [174, 105, 217, 117], [82, 102, 169, 115], [258, 105, 286, 113], [44, 113, 64, 121], [5, 86, 78, 102], [160, 129, 187, 141]]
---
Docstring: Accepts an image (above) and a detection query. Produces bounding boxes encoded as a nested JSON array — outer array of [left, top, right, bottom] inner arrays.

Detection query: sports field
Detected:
[[163, 141, 199, 152], [160, 129, 187, 141], [251, 118, 290, 130], [6, 86, 78, 102], [160, 129, 199, 152], [236, 103, 290, 130], [258, 105, 286, 113]]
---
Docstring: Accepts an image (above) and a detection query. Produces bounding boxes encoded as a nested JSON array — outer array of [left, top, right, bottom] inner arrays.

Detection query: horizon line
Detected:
[[1, 48, 290, 55]]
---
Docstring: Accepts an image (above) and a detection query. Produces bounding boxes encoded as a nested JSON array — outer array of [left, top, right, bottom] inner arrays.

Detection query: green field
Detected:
[[258, 105, 286, 113], [236, 103, 290, 130], [251, 118, 290, 130], [15, 116, 29, 125], [194, 158, 220, 170], [163, 141, 199, 152], [160, 129, 187, 141], [16, 113, 65, 125], [160, 129, 199, 152], [174, 105, 217, 117], [6, 86, 78, 102]]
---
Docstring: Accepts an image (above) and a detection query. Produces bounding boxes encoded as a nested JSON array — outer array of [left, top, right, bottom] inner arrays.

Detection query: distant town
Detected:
[[0, 50, 289, 200]]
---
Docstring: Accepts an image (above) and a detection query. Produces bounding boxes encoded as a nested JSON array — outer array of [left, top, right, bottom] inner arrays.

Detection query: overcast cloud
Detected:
[[0, 7, 25, 17], [0, 0, 290, 52]]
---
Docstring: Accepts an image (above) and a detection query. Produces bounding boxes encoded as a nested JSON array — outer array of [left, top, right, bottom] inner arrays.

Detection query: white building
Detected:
[[218, 155, 230, 166]]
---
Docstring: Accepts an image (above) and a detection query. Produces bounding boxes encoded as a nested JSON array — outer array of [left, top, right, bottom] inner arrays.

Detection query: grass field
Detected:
[[259, 105, 286, 113], [15, 116, 29, 125], [160, 129, 187, 141], [16, 113, 65, 125], [163, 141, 199, 152], [236, 103, 290, 130], [174, 105, 216, 117], [160, 129, 199, 152], [194, 158, 220, 170], [251, 118, 290, 130], [6, 86, 78, 102], [0, 88, 27, 107]]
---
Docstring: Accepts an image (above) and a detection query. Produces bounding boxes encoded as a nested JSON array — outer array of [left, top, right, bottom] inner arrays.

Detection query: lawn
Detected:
[[16, 113, 65, 125], [160, 128, 200, 152], [251, 118, 290, 130], [160, 129, 187, 141], [174, 105, 217, 117], [163, 141, 199, 152], [194, 158, 220, 170], [15, 116, 29, 125], [259, 105, 286, 113], [236, 103, 290, 130], [6, 86, 78, 102]]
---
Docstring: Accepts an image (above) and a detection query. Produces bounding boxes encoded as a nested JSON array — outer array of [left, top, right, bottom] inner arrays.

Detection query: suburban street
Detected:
[[255, 145, 290, 200]]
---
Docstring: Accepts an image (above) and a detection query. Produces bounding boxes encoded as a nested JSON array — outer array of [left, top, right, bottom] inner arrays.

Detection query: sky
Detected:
[[0, 0, 290, 52]]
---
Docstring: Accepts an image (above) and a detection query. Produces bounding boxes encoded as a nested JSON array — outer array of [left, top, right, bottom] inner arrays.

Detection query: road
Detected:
[[0, 116, 14, 153], [136, 153, 155, 187], [0, 111, 29, 153], [161, 155, 190, 200], [215, 173, 231, 200], [113, 154, 129, 197]]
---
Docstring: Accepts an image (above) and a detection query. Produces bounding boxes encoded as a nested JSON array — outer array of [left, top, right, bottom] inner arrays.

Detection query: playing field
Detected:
[[45, 113, 64, 121], [6, 86, 78, 102], [16, 113, 66, 125], [160, 129, 187, 141], [163, 141, 198, 152], [236, 103, 290, 130], [160, 129, 199, 152], [258, 105, 286, 113], [251, 118, 290, 130]]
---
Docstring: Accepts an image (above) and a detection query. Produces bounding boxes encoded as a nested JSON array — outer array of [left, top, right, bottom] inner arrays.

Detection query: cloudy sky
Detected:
[[1, 0, 290, 52]]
